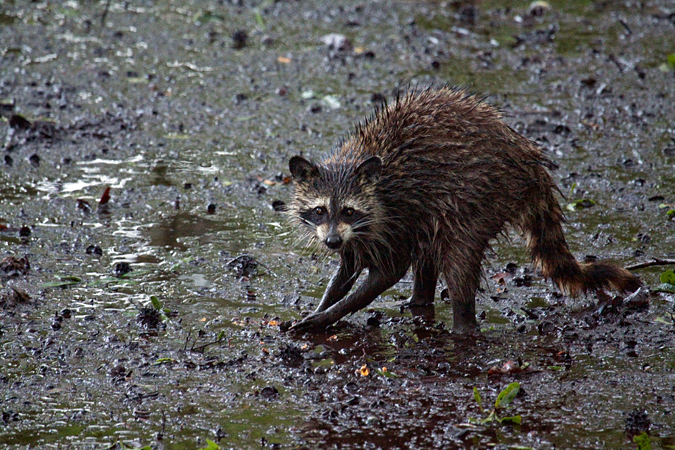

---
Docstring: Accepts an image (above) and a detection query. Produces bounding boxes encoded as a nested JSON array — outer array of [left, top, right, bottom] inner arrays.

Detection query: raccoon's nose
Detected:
[[325, 235, 343, 249]]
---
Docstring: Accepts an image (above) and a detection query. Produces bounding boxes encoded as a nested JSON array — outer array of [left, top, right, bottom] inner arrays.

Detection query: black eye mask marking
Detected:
[[300, 206, 328, 225]]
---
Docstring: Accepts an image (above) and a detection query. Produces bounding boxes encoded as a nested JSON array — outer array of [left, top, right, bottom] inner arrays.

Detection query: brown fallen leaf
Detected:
[[99, 186, 111, 205]]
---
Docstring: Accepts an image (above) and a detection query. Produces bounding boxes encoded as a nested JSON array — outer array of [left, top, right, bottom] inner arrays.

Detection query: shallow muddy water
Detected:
[[1, 1, 674, 449]]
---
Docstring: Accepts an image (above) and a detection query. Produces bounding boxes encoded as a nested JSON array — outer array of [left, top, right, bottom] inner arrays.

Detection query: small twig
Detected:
[[618, 18, 632, 35], [128, 391, 159, 403], [190, 337, 223, 353], [625, 258, 675, 271], [183, 329, 192, 352], [100, 0, 111, 27]]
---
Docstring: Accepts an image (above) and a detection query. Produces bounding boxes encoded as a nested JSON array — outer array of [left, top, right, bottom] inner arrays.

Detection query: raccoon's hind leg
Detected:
[[443, 245, 483, 333], [315, 251, 362, 313], [407, 258, 439, 306], [291, 257, 411, 331]]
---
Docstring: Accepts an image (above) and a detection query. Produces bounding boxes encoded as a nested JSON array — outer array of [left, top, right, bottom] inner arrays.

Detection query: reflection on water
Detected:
[[150, 159, 220, 187], [144, 211, 248, 251], [178, 273, 212, 287], [0, 183, 39, 202], [34, 155, 144, 197], [76, 155, 144, 166]]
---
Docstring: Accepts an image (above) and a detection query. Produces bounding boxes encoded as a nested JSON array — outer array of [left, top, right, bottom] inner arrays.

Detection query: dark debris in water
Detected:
[[0, 255, 29, 279], [227, 254, 267, 278], [51, 312, 65, 330], [113, 261, 133, 277], [136, 307, 163, 329], [8, 113, 31, 130], [28, 153, 40, 167], [109, 364, 132, 383], [277, 344, 305, 367], [85, 245, 103, 256], [624, 409, 650, 438], [76, 198, 93, 213], [259, 386, 279, 399], [231, 29, 248, 49]]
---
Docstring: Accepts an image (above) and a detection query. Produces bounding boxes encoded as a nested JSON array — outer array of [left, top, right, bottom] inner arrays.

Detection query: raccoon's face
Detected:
[[289, 155, 382, 251]]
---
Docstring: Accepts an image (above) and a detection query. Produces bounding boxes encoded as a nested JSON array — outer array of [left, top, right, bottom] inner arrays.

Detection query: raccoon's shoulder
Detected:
[[328, 86, 503, 164]]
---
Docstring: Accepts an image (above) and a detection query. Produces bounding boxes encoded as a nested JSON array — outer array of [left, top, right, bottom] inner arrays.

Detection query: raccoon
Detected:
[[288, 86, 641, 333]]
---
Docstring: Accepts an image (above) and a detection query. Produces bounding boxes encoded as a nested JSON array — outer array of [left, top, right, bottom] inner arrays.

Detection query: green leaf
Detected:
[[499, 415, 522, 425], [469, 411, 496, 424], [633, 431, 652, 450], [654, 315, 675, 325], [473, 387, 483, 412], [150, 296, 163, 310], [568, 182, 577, 199], [198, 439, 222, 450], [668, 54, 675, 70], [194, 10, 225, 23], [667, 209, 675, 219], [41, 281, 78, 288], [566, 198, 595, 211], [233, 115, 255, 122], [375, 368, 399, 378], [254, 11, 264, 27], [660, 270, 675, 284], [495, 382, 520, 409], [61, 276, 82, 282], [119, 444, 152, 450], [41, 276, 82, 288], [153, 358, 175, 365]]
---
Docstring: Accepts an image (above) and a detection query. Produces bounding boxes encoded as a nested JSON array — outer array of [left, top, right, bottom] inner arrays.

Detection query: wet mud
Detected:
[[1, 1, 674, 449]]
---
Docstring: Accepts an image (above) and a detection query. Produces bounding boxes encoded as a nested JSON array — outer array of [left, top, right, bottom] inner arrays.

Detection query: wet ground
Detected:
[[1, 0, 675, 449]]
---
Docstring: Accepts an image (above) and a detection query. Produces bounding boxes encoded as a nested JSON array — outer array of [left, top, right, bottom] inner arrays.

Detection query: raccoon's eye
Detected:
[[314, 206, 326, 216], [342, 207, 355, 217]]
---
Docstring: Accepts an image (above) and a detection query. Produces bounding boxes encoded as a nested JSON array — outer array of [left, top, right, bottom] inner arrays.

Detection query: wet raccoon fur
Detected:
[[288, 86, 641, 333]]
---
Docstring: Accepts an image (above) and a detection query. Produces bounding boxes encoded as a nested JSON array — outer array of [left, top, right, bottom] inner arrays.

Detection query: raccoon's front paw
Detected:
[[289, 312, 332, 332]]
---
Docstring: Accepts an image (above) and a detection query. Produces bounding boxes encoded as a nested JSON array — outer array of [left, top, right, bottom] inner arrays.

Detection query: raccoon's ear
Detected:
[[354, 156, 382, 182], [289, 156, 319, 182]]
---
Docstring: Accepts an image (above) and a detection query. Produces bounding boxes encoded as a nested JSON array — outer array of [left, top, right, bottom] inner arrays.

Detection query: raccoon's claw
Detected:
[[289, 312, 332, 332]]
